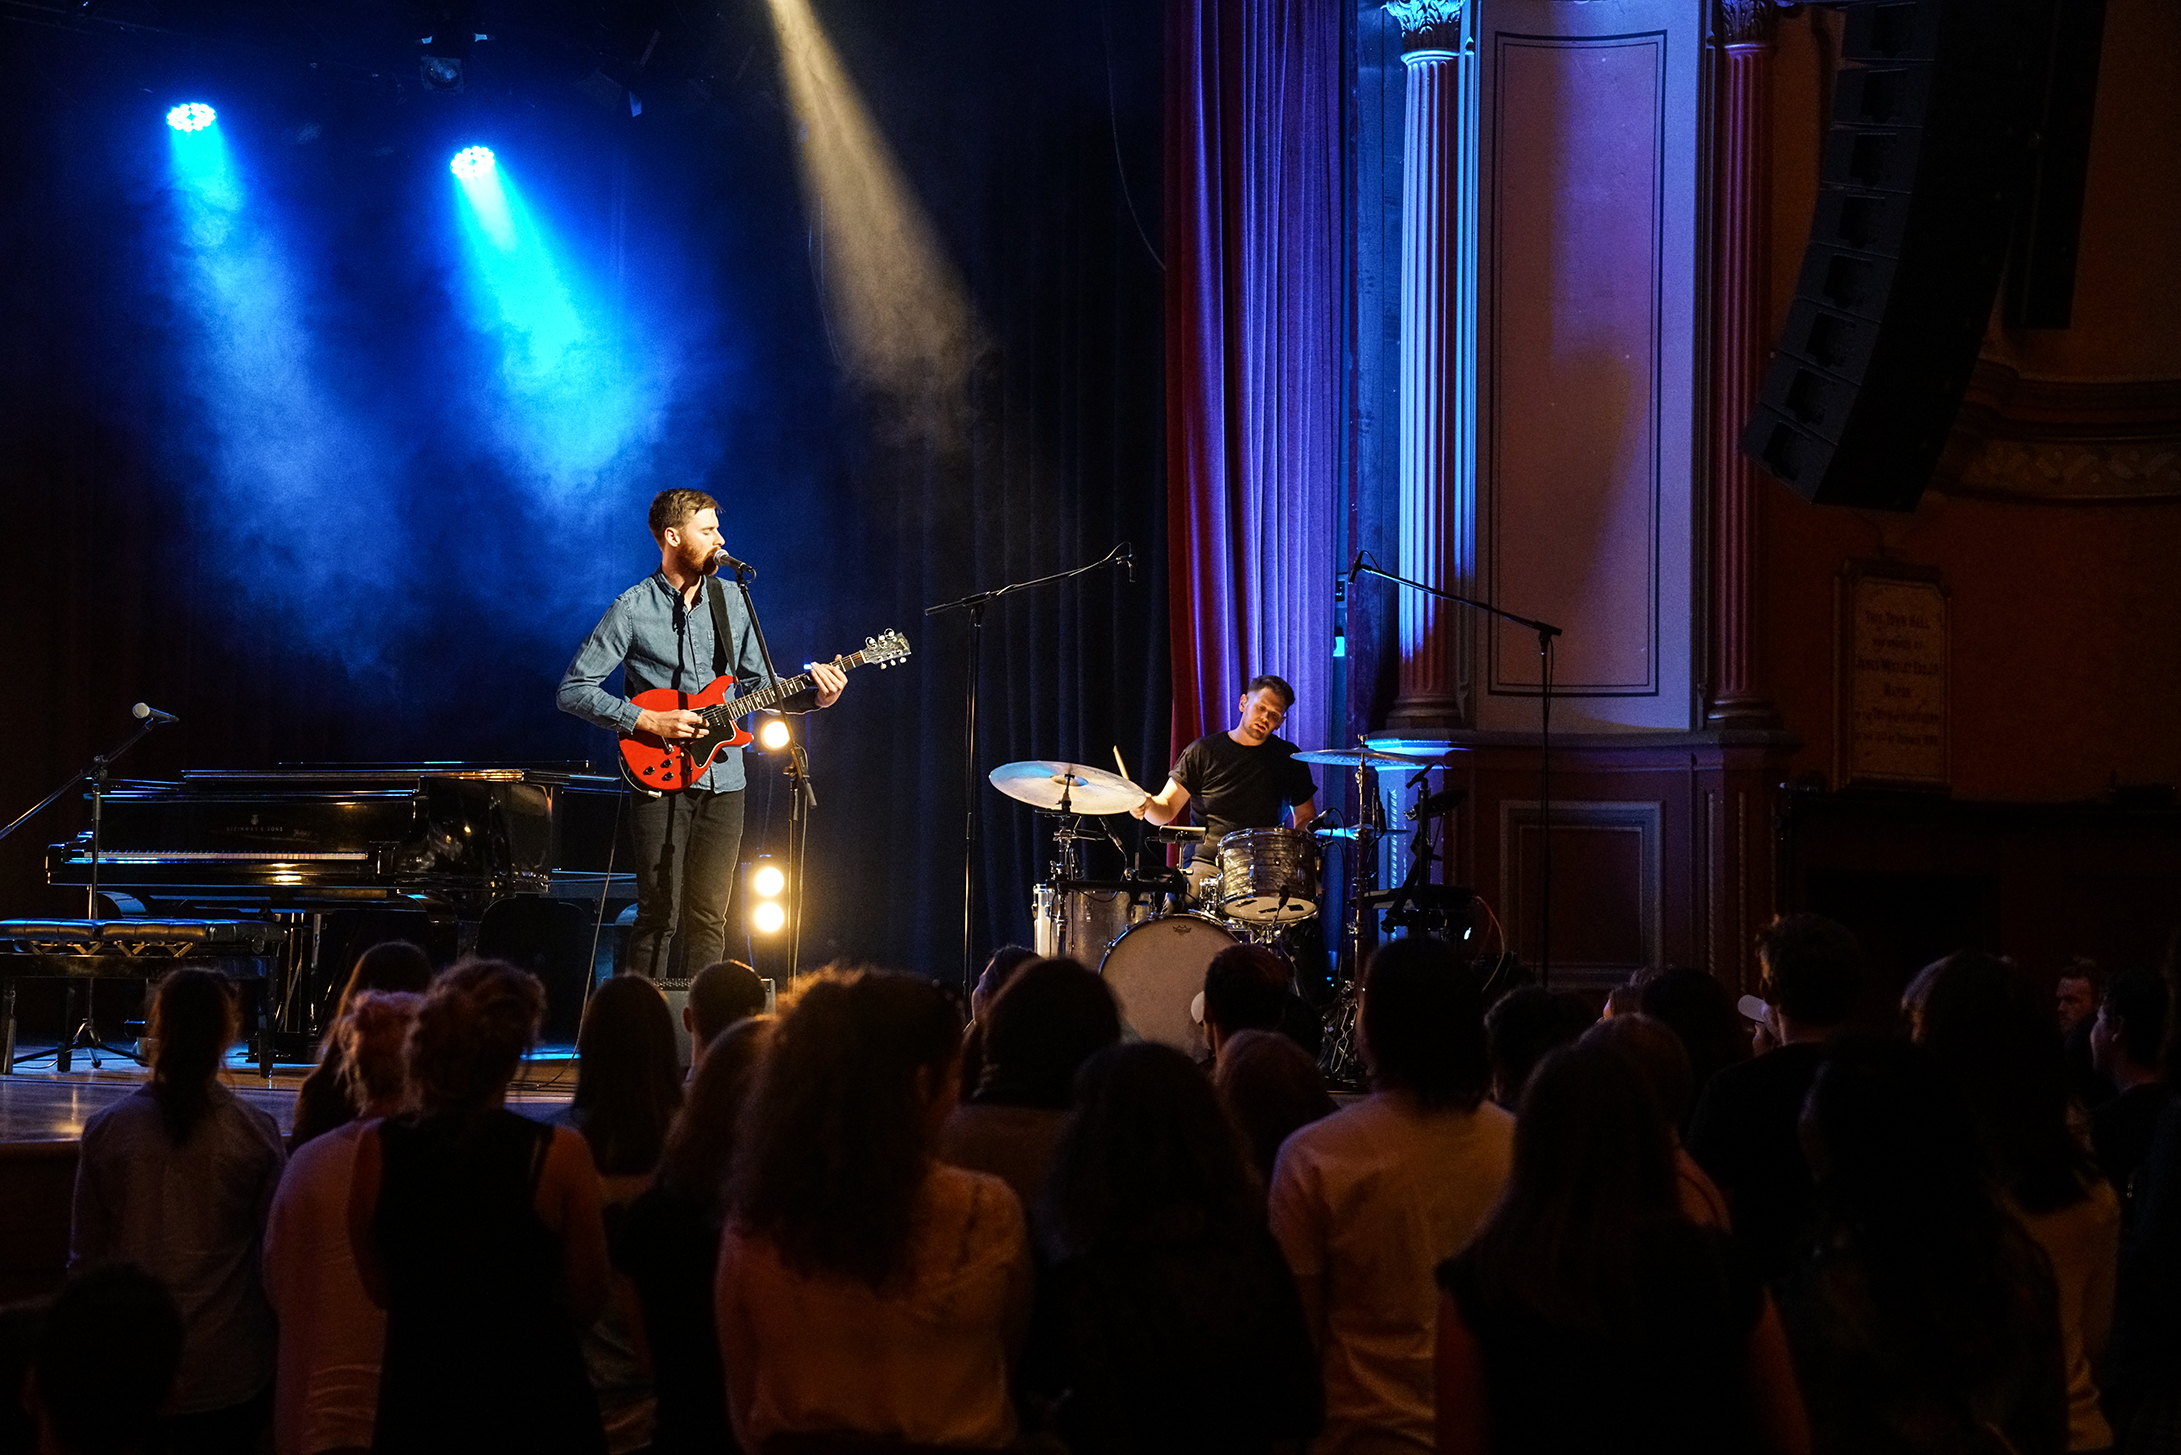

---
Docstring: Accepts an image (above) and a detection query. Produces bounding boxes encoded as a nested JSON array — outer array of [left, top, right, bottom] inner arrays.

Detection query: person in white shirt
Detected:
[[1268, 938, 1513, 1455]]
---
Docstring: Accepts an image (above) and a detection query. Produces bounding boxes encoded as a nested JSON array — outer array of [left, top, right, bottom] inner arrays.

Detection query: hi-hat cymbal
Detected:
[[989, 760, 1144, 816], [1292, 745, 1455, 768]]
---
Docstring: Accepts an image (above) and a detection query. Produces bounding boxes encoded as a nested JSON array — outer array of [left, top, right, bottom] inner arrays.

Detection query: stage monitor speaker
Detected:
[[1742, 0, 2057, 511], [476, 896, 596, 1042]]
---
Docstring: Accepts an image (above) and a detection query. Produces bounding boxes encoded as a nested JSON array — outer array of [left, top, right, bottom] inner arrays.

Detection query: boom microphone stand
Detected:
[[926, 542, 1136, 996], [1347, 553, 1565, 985], [0, 702, 175, 1069]]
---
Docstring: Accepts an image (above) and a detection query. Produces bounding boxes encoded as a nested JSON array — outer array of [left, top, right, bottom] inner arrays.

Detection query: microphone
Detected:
[[1118, 544, 1135, 584], [710, 548, 756, 579], [1347, 554, 1366, 584], [132, 702, 178, 725]]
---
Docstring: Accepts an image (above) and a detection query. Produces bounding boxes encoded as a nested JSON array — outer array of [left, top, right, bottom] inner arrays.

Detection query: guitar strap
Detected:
[[705, 574, 736, 681]]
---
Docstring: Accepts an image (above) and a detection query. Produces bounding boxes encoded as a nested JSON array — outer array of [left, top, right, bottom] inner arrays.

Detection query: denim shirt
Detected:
[[558, 571, 772, 793]]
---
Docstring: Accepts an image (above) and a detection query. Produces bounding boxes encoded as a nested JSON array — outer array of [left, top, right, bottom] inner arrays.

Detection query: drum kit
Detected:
[[989, 742, 1468, 1071]]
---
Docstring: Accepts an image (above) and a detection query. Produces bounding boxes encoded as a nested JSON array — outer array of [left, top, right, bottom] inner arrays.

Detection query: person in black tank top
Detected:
[[348, 960, 611, 1455]]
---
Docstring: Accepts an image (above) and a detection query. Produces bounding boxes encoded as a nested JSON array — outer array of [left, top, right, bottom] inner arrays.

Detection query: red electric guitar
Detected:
[[617, 628, 911, 792]]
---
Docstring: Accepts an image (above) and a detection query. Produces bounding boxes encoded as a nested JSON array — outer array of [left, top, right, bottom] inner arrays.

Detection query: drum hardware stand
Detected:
[[0, 705, 174, 1073], [728, 558, 817, 986], [1346, 552, 1563, 986], [926, 542, 1135, 996]]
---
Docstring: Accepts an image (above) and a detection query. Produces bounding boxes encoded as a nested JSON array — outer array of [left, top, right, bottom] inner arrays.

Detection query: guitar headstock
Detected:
[[862, 629, 912, 668]]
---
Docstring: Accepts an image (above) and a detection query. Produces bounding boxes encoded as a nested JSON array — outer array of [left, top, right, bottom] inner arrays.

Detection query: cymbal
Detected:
[[989, 760, 1144, 816], [1292, 745, 1453, 768]]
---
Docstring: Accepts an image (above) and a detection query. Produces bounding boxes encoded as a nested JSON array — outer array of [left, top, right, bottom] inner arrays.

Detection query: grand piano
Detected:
[[33, 764, 636, 1051]]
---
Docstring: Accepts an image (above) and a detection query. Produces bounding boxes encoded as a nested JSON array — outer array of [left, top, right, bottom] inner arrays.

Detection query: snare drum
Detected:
[[1098, 913, 1237, 1052], [1216, 828, 1319, 924], [1032, 883, 1150, 965]]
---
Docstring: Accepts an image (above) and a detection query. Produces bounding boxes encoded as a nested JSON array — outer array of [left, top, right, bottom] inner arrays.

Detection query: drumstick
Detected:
[[1112, 745, 1134, 788]]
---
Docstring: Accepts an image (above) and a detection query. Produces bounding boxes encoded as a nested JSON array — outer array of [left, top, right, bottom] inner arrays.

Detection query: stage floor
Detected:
[[0, 1045, 579, 1145]]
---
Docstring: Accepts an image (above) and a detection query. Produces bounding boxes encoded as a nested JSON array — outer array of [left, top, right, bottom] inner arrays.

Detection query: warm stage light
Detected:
[[752, 864, 787, 899], [450, 146, 495, 181], [752, 901, 788, 935], [757, 718, 791, 752], [167, 103, 217, 133]]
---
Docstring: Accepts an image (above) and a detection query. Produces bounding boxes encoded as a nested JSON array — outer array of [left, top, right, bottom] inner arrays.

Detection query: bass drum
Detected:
[[1098, 913, 1237, 1054]]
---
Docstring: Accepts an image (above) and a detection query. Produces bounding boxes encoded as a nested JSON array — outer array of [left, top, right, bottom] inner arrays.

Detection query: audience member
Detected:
[[2056, 958, 2117, 1111], [684, 959, 768, 1062], [961, 943, 1040, 1098], [1781, 1037, 2067, 1455], [2104, 1095, 2181, 1448], [612, 1016, 772, 1455], [1435, 1041, 1809, 1455], [292, 942, 434, 1148], [1268, 937, 1511, 1455], [1638, 965, 1753, 1121], [1200, 945, 1290, 1061], [1688, 913, 1864, 1282], [263, 990, 420, 1455], [1915, 952, 2118, 1453], [1212, 1028, 1336, 1185], [1602, 971, 1651, 1019], [24, 1265, 185, 1455], [717, 968, 1030, 1451], [1581, 1014, 1730, 1228], [348, 958, 611, 1455], [568, 974, 686, 1454], [1482, 986, 1590, 1112], [1024, 1041, 1322, 1453], [0, 1297, 34, 1455], [2090, 968, 2172, 1206], [71, 967, 285, 1453], [938, 958, 1120, 1213]]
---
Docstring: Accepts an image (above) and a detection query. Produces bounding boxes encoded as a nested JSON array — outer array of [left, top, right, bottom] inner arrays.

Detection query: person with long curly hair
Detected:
[[716, 967, 1031, 1451], [71, 967, 286, 1453], [346, 958, 611, 1454]]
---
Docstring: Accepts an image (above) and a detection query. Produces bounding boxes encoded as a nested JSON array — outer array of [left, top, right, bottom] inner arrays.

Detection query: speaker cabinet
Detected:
[[1742, 0, 2056, 511]]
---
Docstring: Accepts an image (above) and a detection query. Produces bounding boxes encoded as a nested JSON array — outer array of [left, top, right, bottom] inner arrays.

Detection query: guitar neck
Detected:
[[709, 650, 867, 722]]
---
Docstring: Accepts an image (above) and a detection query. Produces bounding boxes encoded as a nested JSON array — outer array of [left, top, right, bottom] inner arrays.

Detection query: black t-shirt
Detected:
[[1171, 732, 1318, 844], [1438, 1221, 1766, 1455], [1687, 1041, 1828, 1284]]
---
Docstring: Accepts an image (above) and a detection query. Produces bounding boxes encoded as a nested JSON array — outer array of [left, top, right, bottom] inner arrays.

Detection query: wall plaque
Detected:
[[1835, 561, 1950, 790]]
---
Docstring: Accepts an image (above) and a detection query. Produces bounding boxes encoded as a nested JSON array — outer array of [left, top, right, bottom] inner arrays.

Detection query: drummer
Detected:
[[1131, 675, 1318, 841]]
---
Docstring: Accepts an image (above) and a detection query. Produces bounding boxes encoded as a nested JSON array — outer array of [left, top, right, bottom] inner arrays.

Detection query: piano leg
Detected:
[[1, 982, 14, 1074], [58, 984, 73, 1075]]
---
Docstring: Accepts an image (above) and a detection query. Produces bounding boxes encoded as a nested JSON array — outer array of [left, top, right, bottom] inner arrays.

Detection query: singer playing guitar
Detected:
[[558, 489, 847, 980]]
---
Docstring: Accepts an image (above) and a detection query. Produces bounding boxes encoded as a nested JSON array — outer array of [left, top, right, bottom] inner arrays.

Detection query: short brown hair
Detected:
[[1245, 674, 1296, 709], [649, 489, 718, 544]]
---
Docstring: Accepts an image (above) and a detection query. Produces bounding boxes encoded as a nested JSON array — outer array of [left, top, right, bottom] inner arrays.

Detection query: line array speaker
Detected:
[[1742, 0, 2057, 511]]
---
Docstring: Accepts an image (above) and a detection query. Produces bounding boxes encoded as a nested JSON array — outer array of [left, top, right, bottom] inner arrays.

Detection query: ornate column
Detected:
[[1386, 0, 1478, 730], [1706, 0, 1779, 725]]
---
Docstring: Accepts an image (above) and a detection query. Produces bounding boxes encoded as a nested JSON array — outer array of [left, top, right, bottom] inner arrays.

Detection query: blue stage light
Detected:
[[450, 146, 495, 181], [166, 103, 217, 133]]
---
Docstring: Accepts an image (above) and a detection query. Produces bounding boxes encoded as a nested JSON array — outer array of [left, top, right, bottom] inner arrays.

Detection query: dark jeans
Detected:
[[626, 787, 745, 980]]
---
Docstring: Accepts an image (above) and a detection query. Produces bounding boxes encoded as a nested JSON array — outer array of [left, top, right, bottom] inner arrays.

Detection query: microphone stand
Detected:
[[926, 542, 1134, 996], [0, 708, 171, 1070], [727, 564, 816, 987], [1348, 552, 1564, 986]]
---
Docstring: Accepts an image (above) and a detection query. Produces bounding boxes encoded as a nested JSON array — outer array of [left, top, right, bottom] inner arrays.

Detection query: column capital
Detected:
[[1385, 0, 1465, 55], [1717, 0, 1779, 49]]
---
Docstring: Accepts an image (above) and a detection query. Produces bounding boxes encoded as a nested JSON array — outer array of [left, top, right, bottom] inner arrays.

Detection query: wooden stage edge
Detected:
[[0, 1052, 576, 1303]]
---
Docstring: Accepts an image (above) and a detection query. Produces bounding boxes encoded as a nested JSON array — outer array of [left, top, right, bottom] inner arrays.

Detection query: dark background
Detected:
[[0, 0, 1169, 988]]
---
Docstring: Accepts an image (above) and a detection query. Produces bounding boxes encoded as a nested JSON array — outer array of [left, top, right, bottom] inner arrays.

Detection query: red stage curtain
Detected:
[[1164, 0, 1343, 766]]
